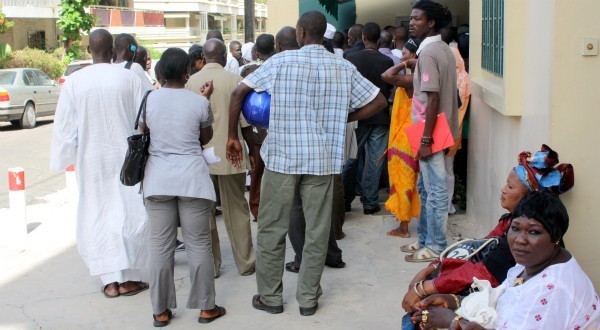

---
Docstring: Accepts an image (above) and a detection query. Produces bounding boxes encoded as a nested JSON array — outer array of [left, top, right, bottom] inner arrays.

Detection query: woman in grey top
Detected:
[[141, 48, 225, 326]]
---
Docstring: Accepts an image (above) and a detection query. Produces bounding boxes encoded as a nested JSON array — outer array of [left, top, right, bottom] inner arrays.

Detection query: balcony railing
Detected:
[[90, 5, 164, 28], [0, 0, 58, 7]]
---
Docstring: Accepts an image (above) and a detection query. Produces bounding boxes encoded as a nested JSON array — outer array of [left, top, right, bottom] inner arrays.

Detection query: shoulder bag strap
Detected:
[[134, 90, 152, 130], [125, 61, 133, 69]]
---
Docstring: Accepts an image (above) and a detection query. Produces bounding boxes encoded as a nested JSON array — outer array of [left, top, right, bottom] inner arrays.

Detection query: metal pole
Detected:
[[244, 0, 255, 43]]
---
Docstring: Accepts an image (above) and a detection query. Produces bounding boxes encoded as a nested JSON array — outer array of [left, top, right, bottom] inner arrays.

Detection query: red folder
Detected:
[[404, 113, 454, 158]]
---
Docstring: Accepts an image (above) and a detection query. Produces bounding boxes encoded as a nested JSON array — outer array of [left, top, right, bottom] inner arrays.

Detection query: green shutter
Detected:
[[482, 0, 504, 76]]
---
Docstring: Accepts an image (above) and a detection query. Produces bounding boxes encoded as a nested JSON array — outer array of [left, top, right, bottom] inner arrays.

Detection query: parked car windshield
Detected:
[[0, 71, 16, 85]]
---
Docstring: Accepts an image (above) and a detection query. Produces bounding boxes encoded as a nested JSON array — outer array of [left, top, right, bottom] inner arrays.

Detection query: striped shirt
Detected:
[[243, 44, 379, 175]]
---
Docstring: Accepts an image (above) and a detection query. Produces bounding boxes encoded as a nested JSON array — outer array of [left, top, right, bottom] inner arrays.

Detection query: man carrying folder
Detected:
[[402, 0, 459, 262]]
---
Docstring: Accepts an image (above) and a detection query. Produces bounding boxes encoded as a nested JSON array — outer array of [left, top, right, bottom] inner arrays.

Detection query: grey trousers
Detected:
[[145, 195, 215, 314], [256, 169, 333, 308], [210, 173, 256, 276]]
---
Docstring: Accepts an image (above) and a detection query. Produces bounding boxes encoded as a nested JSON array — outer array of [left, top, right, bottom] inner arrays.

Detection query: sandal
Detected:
[[101, 282, 120, 298], [400, 241, 420, 253], [285, 261, 299, 273], [120, 281, 149, 296], [153, 309, 173, 327], [405, 247, 439, 263], [198, 305, 226, 324]]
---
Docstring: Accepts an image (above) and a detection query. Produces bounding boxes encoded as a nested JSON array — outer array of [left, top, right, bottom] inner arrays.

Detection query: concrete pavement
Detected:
[[0, 186, 470, 330]]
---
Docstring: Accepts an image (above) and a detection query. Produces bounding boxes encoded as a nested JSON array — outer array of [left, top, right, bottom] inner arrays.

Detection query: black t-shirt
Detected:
[[482, 213, 517, 284], [346, 49, 394, 126]]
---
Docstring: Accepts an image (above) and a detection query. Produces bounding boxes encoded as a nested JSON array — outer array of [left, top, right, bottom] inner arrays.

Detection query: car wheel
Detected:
[[19, 102, 37, 129]]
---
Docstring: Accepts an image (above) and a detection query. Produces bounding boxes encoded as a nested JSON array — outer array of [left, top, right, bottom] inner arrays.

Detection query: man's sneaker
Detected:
[[252, 294, 283, 314], [175, 239, 185, 252], [363, 205, 381, 215]]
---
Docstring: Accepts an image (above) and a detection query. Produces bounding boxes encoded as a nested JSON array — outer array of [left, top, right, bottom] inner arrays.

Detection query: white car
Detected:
[[0, 68, 60, 128], [59, 60, 92, 86]]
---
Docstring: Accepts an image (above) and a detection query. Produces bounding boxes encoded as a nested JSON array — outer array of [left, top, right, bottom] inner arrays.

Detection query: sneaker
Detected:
[[175, 240, 185, 252], [363, 205, 381, 215]]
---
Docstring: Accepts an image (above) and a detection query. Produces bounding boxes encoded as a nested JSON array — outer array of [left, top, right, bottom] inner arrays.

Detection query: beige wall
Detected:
[[550, 0, 600, 289], [0, 18, 59, 51], [266, 0, 299, 34]]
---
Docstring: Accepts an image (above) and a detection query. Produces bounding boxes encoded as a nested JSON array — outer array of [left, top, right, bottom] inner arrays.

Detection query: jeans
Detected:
[[342, 124, 389, 210], [417, 152, 449, 254]]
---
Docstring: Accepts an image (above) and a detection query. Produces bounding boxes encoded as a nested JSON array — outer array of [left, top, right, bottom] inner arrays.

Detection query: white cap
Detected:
[[324, 23, 336, 40], [241, 42, 255, 62]]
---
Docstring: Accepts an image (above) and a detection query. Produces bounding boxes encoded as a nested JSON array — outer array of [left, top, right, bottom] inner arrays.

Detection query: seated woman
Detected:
[[401, 145, 574, 321], [142, 48, 225, 327], [410, 191, 599, 329]]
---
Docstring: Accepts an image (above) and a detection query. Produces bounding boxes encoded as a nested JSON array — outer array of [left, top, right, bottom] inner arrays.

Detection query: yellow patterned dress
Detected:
[[384, 87, 420, 222]]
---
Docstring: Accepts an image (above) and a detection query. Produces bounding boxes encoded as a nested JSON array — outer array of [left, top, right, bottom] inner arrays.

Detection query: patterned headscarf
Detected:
[[514, 144, 574, 194]]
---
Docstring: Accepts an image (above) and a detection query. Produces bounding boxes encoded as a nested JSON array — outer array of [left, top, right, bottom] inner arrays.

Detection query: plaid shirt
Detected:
[[243, 44, 379, 175]]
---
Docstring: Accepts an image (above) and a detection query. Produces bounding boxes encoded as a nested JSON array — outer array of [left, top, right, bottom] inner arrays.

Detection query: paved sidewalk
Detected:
[[0, 188, 470, 330]]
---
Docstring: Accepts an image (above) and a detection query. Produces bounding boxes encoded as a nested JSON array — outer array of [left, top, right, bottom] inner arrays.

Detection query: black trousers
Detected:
[[288, 174, 344, 267]]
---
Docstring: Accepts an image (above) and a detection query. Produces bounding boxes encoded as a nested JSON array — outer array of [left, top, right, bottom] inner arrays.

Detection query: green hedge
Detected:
[[1, 48, 66, 79]]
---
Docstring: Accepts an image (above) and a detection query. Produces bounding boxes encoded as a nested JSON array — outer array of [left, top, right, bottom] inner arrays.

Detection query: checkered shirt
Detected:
[[243, 44, 379, 175]]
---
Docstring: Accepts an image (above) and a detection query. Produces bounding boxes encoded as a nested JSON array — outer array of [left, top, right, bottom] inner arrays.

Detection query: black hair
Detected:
[[404, 38, 421, 54], [114, 33, 138, 60], [230, 40, 242, 49], [159, 48, 190, 81], [255, 34, 275, 55], [323, 38, 334, 53], [133, 45, 148, 69], [413, 0, 452, 32], [206, 29, 224, 42], [188, 44, 204, 61], [332, 31, 344, 48], [512, 191, 569, 245], [298, 11, 327, 39], [457, 31, 469, 60], [362, 22, 381, 43], [154, 60, 165, 86]]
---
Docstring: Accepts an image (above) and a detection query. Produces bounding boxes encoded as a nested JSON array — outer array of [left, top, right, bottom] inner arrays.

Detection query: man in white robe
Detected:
[[50, 29, 149, 298]]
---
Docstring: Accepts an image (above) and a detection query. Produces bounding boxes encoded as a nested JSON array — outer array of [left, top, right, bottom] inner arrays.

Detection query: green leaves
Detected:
[[0, 10, 15, 34], [57, 0, 97, 61]]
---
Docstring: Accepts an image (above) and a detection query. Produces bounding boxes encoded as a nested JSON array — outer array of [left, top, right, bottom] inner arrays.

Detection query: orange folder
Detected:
[[404, 113, 454, 158]]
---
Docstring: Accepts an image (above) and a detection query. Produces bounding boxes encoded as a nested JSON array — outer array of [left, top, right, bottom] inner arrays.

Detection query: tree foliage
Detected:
[[0, 10, 15, 34], [57, 0, 97, 61]]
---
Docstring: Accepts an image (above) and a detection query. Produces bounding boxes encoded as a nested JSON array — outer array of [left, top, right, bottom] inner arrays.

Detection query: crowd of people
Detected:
[[49, 0, 599, 328]]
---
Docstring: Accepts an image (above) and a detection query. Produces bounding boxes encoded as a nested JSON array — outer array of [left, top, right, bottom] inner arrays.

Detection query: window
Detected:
[[482, 0, 504, 76], [27, 31, 46, 50], [0, 71, 16, 85], [33, 70, 53, 86], [23, 71, 39, 86]]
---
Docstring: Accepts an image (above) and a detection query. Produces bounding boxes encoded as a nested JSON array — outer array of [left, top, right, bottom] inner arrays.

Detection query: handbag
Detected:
[[439, 237, 500, 263], [120, 90, 152, 187]]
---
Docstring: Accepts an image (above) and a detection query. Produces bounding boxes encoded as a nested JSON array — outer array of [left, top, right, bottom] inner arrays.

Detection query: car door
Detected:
[[32, 69, 58, 115], [22, 69, 45, 112]]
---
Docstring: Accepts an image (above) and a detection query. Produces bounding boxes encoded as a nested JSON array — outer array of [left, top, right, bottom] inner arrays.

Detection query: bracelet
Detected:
[[413, 283, 425, 298], [417, 280, 428, 297], [450, 294, 461, 310], [450, 315, 464, 330], [421, 136, 434, 146]]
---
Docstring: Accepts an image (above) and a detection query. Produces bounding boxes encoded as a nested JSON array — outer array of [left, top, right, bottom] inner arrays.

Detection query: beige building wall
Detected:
[[266, 0, 299, 34], [0, 18, 59, 51], [468, 0, 599, 289]]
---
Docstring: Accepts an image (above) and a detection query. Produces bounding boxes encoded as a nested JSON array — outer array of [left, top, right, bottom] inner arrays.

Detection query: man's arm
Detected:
[[417, 91, 440, 160], [226, 83, 253, 168], [347, 92, 388, 123]]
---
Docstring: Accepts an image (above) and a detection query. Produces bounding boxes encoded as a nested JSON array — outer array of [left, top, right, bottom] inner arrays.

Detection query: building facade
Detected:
[[0, 0, 61, 51]]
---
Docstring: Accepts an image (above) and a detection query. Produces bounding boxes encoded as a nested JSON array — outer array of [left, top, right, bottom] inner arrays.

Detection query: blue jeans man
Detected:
[[417, 152, 449, 254], [343, 124, 389, 214]]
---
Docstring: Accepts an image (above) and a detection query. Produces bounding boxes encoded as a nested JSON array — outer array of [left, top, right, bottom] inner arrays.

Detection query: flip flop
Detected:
[[101, 282, 120, 298], [405, 247, 439, 263], [400, 241, 420, 253], [120, 281, 150, 296], [198, 305, 226, 324], [153, 309, 173, 327]]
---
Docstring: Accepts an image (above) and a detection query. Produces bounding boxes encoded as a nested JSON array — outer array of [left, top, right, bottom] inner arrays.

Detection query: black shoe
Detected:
[[175, 240, 185, 252], [345, 204, 351, 212], [285, 261, 299, 273], [252, 294, 283, 314], [299, 303, 318, 316], [325, 261, 346, 269], [215, 208, 223, 216], [363, 205, 381, 215]]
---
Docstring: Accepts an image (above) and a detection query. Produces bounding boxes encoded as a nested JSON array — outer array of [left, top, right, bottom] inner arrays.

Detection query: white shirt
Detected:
[[391, 48, 403, 58], [143, 88, 216, 200], [50, 63, 147, 276], [416, 34, 442, 56], [115, 61, 153, 92], [225, 54, 240, 74]]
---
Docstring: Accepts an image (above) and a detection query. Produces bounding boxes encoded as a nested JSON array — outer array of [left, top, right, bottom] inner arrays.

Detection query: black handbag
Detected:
[[120, 90, 152, 187]]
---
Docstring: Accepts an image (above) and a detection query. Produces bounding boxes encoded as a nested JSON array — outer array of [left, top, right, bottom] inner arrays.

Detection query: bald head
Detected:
[[206, 30, 224, 42], [296, 11, 327, 47], [348, 24, 364, 46], [203, 38, 227, 66], [88, 29, 114, 63], [379, 30, 393, 49], [276, 26, 299, 52]]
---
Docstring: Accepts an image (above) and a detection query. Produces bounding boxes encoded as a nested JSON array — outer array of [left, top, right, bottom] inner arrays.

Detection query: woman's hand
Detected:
[[402, 287, 422, 313], [415, 294, 458, 310], [411, 306, 457, 329], [200, 80, 214, 98]]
